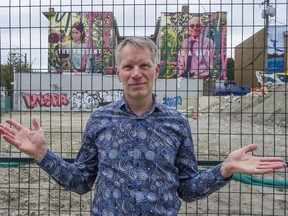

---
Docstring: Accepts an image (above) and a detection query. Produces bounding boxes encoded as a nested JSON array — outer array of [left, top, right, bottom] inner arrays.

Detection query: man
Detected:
[[177, 15, 214, 79], [0, 37, 286, 215]]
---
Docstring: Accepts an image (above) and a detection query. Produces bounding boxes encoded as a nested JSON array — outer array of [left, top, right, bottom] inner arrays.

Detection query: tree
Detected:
[[226, 57, 234, 80], [0, 51, 32, 96], [1, 64, 14, 96]]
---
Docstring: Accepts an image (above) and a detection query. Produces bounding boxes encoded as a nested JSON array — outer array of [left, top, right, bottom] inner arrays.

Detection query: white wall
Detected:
[[13, 72, 203, 112]]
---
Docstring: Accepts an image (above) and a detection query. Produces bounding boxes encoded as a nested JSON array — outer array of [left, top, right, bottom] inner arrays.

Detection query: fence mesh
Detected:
[[0, 1, 287, 215]]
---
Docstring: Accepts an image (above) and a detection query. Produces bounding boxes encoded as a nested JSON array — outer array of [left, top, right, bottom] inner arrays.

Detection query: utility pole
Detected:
[[262, 0, 270, 75], [261, 0, 275, 83], [261, 0, 276, 71]]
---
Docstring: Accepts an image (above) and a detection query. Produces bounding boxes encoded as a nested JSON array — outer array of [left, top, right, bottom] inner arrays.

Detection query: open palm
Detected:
[[221, 144, 287, 178], [0, 118, 47, 162]]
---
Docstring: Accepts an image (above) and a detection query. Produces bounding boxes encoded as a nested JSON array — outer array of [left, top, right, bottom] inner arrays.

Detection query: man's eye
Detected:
[[123, 65, 132, 70], [141, 64, 150, 69]]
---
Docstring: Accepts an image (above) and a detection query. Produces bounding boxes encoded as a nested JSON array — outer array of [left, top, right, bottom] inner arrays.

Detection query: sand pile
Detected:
[[207, 83, 288, 128]]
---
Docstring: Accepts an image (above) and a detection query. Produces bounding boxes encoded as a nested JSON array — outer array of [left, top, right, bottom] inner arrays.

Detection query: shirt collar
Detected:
[[118, 94, 162, 114]]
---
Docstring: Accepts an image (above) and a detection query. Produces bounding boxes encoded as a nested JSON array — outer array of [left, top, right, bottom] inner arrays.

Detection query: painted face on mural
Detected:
[[71, 27, 82, 43], [116, 44, 159, 102], [189, 17, 202, 40]]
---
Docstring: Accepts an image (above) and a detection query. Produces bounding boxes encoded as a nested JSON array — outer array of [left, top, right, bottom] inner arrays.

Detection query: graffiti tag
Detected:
[[70, 90, 123, 110], [70, 91, 100, 109], [162, 96, 182, 107], [22, 93, 70, 109]]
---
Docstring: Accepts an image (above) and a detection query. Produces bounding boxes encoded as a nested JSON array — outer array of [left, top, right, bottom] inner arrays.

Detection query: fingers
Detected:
[[254, 165, 286, 174], [5, 119, 24, 131], [242, 144, 257, 153], [255, 156, 286, 170], [260, 160, 287, 168], [32, 118, 40, 130], [0, 119, 25, 138], [258, 161, 287, 167], [258, 164, 287, 170], [0, 124, 17, 136], [0, 124, 21, 148], [2, 134, 21, 149], [253, 158, 287, 174], [260, 157, 286, 163], [1, 118, 41, 131]]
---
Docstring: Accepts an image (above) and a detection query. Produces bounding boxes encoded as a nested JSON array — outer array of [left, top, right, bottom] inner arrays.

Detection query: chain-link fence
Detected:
[[0, 1, 287, 215]]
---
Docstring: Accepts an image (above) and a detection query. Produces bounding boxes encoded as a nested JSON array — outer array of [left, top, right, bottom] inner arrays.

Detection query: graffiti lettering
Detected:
[[70, 90, 123, 110], [162, 96, 182, 107], [22, 93, 70, 109], [101, 91, 123, 103]]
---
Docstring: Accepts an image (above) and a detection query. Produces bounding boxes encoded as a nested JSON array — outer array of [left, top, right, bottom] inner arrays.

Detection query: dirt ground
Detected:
[[0, 84, 287, 215]]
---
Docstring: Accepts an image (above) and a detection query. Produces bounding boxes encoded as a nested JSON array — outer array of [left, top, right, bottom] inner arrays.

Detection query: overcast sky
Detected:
[[0, 0, 286, 71]]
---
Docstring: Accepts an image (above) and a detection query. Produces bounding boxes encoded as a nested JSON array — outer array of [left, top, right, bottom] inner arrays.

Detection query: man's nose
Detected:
[[131, 67, 142, 78]]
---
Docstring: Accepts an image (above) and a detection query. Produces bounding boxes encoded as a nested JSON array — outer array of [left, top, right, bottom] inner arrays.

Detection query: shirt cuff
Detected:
[[214, 162, 233, 182], [36, 149, 58, 168]]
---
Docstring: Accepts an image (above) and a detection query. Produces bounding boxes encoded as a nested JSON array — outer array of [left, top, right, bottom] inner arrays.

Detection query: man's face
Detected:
[[189, 18, 202, 39], [116, 44, 159, 102]]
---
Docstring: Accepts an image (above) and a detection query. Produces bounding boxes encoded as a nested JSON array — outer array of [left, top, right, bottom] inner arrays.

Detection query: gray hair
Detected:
[[115, 37, 159, 66]]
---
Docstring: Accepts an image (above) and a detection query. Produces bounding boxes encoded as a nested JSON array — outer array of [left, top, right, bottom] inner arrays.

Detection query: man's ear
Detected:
[[116, 67, 121, 82], [155, 64, 160, 79]]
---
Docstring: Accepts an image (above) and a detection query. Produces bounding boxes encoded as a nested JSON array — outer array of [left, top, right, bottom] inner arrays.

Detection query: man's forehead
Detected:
[[122, 44, 149, 51], [120, 45, 151, 57], [117, 44, 155, 65]]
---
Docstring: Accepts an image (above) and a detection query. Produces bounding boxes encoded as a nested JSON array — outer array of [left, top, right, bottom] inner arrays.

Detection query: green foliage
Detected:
[[0, 64, 13, 96], [160, 13, 190, 78], [0, 51, 32, 96], [226, 58, 235, 80], [6, 51, 31, 72]]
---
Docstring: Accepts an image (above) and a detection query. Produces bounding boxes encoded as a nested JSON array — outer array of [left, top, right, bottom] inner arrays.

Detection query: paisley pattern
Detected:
[[39, 96, 230, 215]]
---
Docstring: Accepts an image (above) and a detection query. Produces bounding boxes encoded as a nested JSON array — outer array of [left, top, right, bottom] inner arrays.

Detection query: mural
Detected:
[[159, 12, 227, 80], [48, 12, 114, 74], [267, 26, 285, 73]]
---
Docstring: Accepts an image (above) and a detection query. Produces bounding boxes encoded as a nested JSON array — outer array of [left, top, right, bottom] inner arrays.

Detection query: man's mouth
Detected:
[[130, 82, 144, 86]]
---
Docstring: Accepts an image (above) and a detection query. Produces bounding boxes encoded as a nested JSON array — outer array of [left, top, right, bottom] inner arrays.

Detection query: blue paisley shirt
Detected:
[[39, 96, 230, 215]]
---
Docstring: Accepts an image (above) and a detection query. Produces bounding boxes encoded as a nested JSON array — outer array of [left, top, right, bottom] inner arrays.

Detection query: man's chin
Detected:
[[128, 92, 149, 100]]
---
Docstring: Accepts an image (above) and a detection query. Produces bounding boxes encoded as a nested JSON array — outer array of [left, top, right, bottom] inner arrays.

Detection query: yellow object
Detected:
[[276, 72, 288, 76]]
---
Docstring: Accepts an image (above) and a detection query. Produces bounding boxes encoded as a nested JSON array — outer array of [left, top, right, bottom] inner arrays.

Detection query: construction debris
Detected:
[[202, 82, 287, 128]]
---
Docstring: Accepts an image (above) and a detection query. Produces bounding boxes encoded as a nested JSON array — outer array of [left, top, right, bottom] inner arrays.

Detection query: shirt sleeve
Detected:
[[176, 118, 232, 202], [38, 114, 99, 195]]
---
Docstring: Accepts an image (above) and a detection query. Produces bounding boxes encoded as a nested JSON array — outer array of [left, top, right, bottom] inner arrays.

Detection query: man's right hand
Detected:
[[0, 118, 47, 163]]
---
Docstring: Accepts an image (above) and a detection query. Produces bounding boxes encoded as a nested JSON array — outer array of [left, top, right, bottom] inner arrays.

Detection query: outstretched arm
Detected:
[[0, 117, 98, 195], [221, 144, 287, 178], [0, 118, 47, 163]]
